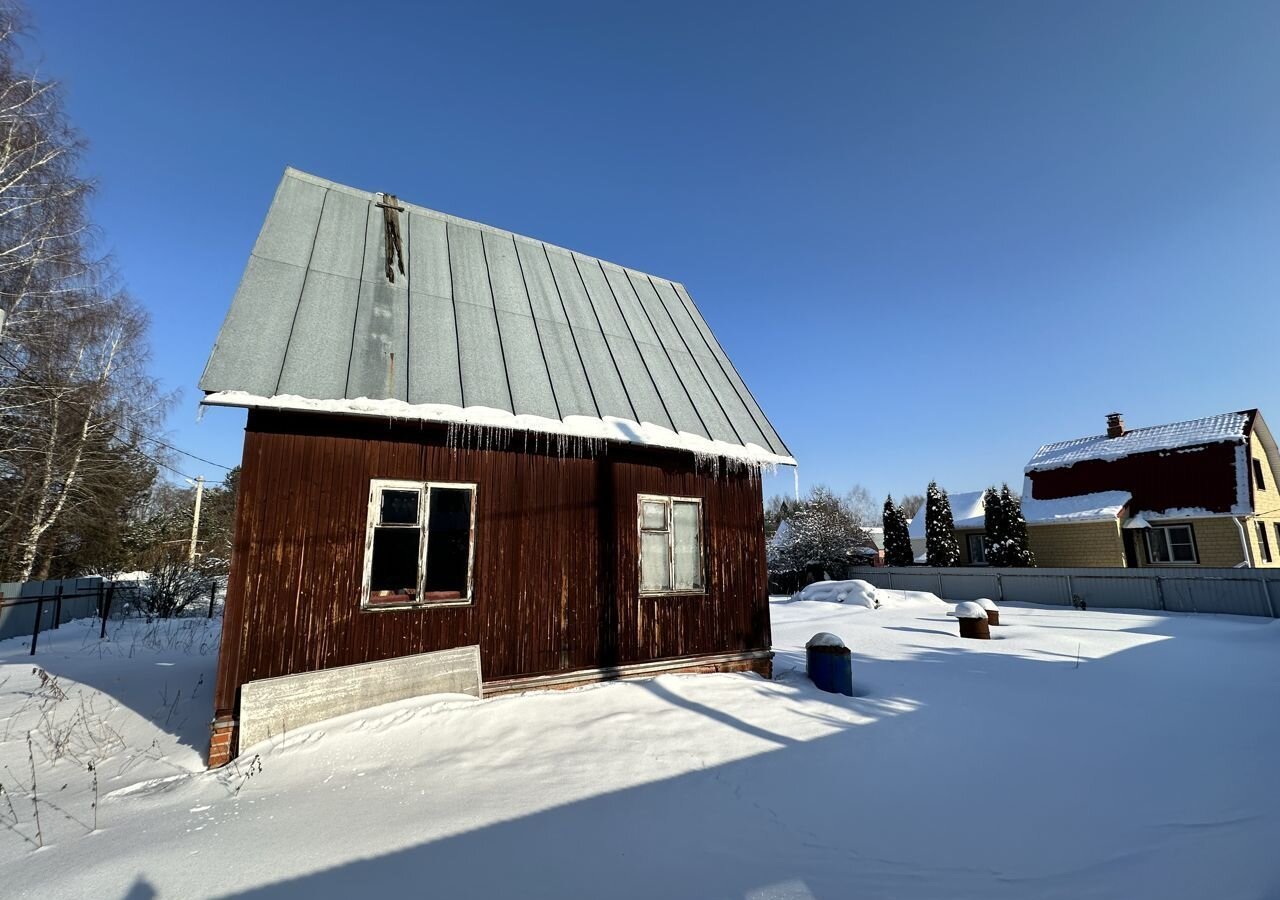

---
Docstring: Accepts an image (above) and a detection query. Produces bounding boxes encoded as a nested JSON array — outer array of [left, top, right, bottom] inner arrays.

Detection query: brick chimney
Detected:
[[1106, 412, 1125, 439]]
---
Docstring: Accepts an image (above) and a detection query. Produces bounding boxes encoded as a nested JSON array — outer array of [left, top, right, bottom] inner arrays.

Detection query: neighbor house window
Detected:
[[1145, 524, 1198, 564], [967, 534, 988, 566], [638, 495, 704, 594], [362, 479, 476, 608], [1258, 522, 1273, 564], [1253, 458, 1268, 491]]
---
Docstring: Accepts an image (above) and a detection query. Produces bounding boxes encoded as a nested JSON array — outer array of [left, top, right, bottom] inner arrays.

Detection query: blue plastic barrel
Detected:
[[806, 632, 853, 696]]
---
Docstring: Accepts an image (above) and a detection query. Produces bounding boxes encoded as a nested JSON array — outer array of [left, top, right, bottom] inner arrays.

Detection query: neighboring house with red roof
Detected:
[[1022, 411, 1280, 568]]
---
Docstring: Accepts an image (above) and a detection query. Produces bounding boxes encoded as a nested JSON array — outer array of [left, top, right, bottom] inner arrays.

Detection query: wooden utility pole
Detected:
[[188, 475, 205, 564]]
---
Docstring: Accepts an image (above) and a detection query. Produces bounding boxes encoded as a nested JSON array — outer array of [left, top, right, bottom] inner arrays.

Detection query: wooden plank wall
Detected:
[[213, 411, 770, 721]]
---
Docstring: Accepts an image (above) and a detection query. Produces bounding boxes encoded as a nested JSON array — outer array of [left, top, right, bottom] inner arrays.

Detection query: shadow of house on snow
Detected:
[[210, 609, 1280, 900]]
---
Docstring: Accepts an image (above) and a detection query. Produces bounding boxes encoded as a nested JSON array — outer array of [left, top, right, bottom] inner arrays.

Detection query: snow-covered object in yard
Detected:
[[793, 580, 879, 608], [1025, 411, 1250, 472], [973, 598, 999, 612], [1021, 490, 1131, 524], [948, 601, 988, 619], [806, 632, 846, 649]]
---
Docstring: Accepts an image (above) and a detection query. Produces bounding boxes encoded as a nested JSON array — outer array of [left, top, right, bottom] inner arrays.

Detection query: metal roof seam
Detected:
[[586, 255, 667, 431], [623, 268, 713, 441], [341, 197, 373, 400], [671, 283, 789, 457], [272, 187, 328, 396], [477, 227, 517, 415], [576, 252, 645, 425], [541, 242, 602, 420], [444, 220, 465, 409], [644, 272, 745, 449], [511, 233, 563, 422]]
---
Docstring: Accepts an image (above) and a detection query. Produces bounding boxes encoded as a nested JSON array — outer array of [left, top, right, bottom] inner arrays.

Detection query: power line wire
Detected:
[[0, 344, 236, 472]]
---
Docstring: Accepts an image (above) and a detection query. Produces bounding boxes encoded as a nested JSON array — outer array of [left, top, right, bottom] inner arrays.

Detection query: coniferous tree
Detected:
[[999, 483, 1035, 567], [924, 481, 961, 567], [982, 486, 1006, 566], [883, 495, 914, 566]]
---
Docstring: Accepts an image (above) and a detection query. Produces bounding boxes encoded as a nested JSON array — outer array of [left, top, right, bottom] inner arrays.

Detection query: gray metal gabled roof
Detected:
[[200, 168, 792, 463]]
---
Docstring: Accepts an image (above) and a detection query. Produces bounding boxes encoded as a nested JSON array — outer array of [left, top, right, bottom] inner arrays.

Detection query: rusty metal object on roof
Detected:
[[377, 193, 406, 283]]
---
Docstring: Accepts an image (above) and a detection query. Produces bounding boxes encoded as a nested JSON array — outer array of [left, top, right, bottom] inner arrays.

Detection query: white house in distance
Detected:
[[907, 491, 987, 564]]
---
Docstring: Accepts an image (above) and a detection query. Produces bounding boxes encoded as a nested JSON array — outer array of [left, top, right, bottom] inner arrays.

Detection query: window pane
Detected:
[[641, 532, 671, 592], [672, 501, 703, 590], [423, 488, 473, 600], [1147, 530, 1170, 563], [370, 527, 420, 597], [968, 534, 986, 565], [380, 489, 420, 525], [641, 500, 667, 531], [1168, 527, 1195, 562]]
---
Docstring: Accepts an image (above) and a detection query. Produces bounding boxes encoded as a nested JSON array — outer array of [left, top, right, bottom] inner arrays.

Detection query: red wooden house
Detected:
[[200, 169, 794, 765]]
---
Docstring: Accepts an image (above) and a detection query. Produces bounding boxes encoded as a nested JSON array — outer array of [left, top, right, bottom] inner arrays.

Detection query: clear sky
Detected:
[[33, 0, 1280, 504]]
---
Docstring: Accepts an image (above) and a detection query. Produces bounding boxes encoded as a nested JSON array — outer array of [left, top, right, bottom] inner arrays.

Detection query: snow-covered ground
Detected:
[[3, 592, 1280, 899]]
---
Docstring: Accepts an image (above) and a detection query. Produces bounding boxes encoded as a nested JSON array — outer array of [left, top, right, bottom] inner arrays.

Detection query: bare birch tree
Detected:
[[0, 4, 167, 580]]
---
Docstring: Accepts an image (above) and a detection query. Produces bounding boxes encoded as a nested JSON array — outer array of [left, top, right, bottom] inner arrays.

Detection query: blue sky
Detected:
[[33, 0, 1280, 503]]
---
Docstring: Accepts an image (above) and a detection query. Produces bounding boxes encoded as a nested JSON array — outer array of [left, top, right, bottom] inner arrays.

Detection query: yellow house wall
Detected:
[[1026, 521, 1126, 567]]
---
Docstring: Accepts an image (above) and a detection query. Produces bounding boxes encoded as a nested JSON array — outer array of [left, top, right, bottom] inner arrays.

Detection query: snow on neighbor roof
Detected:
[[1025, 411, 1251, 473], [907, 490, 986, 539], [1021, 490, 1131, 524], [200, 168, 793, 467]]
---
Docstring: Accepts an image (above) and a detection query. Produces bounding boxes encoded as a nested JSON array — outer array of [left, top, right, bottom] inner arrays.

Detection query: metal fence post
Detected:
[[937, 572, 945, 598], [886, 570, 894, 590], [996, 572, 1004, 602], [30, 596, 43, 656], [100, 582, 115, 640], [52, 585, 63, 630], [1065, 573, 1074, 607], [1155, 576, 1166, 611], [208, 581, 217, 619]]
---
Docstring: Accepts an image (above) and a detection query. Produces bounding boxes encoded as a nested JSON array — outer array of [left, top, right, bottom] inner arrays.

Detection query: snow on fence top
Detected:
[[1025, 411, 1250, 473], [1021, 490, 1132, 524], [200, 168, 793, 466]]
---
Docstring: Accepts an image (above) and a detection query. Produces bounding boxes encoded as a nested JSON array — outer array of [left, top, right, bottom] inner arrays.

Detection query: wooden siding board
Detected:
[[213, 411, 769, 721]]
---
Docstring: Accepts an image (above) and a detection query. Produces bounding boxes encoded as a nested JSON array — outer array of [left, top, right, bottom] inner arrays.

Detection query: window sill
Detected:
[[639, 590, 707, 599], [362, 597, 474, 611]]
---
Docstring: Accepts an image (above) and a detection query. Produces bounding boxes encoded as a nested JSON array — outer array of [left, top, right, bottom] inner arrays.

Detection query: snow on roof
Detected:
[[1025, 412, 1250, 473], [907, 490, 986, 540], [1021, 490, 1131, 524]]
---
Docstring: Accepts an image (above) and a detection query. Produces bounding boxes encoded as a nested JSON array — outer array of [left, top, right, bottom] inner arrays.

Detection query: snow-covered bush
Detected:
[[768, 487, 874, 583], [924, 482, 961, 567]]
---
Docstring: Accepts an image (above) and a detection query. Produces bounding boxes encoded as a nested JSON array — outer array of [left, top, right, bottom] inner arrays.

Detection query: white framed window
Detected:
[[362, 479, 477, 609], [638, 495, 704, 595], [1258, 521, 1274, 564], [967, 534, 988, 566], [1145, 524, 1198, 565]]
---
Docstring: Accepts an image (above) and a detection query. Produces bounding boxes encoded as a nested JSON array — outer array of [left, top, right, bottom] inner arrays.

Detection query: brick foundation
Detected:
[[207, 716, 237, 769]]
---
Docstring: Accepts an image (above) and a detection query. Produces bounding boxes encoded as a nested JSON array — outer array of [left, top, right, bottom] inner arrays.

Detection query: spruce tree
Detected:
[[982, 486, 1005, 566], [924, 481, 961, 567], [1000, 483, 1035, 567], [883, 495, 914, 566]]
